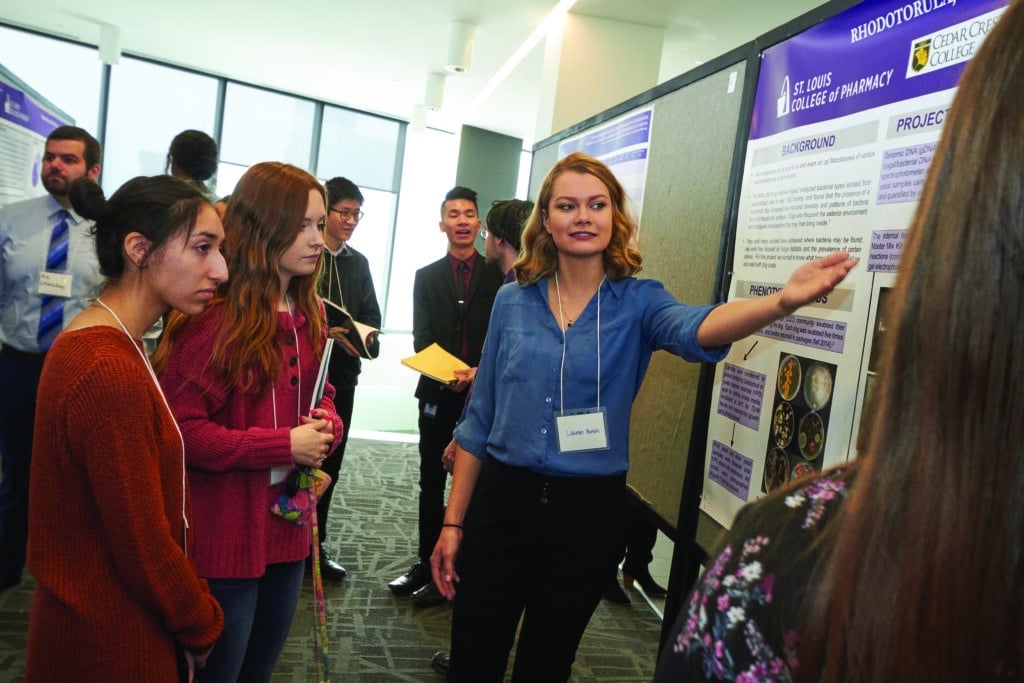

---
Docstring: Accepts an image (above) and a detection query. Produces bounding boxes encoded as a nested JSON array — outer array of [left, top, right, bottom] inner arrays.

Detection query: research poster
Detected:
[[557, 107, 653, 221], [0, 64, 73, 208], [701, 0, 1008, 527]]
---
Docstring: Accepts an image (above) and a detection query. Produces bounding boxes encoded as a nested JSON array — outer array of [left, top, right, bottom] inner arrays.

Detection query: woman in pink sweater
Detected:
[[156, 162, 342, 682]]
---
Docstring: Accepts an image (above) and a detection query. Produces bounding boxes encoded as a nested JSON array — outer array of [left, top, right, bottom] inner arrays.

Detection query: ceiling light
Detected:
[[423, 72, 446, 111], [410, 105, 427, 133], [446, 22, 475, 73]]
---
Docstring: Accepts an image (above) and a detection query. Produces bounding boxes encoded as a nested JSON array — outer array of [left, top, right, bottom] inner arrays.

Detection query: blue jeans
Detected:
[[202, 560, 306, 682]]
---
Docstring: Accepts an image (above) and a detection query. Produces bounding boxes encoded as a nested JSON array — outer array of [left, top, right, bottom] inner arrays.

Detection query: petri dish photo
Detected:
[[764, 448, 790, 493], [772, 401, 795, 448], [792, 461, 815, 481], [798, 411, 826, 460], [804, 362, 834, 410], [777, 355, 802, 401]]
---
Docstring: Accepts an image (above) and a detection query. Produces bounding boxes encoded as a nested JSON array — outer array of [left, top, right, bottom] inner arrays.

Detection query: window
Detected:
[[317, 106, 403, 192], [343, 187, 396, 320], [385, 127, 459, 330], [214, 161, 248, 200], [102, 57, 218, 193], [517, 149, 532, 199], [0, 26, 102, 138], [220, 83, 315, 169]]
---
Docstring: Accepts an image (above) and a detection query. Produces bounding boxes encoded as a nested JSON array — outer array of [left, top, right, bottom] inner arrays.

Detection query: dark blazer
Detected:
[[412, 251, 503, 405]]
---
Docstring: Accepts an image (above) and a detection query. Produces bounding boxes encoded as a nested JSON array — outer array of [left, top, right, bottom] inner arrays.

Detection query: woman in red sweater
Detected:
[[155, 162, 342, 682], [27, 175, 226, 681]]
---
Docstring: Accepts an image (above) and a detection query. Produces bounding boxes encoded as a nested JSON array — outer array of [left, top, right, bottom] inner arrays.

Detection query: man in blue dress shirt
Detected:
[[0, 126, 103, 591]]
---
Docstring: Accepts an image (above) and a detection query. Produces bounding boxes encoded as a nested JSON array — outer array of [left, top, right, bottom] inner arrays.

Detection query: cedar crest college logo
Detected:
[[910, 39, 931, 72]]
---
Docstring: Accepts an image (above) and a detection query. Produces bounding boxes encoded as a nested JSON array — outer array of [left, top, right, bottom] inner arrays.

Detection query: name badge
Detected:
[[39, 270, 73, 298], [423, 402, 438, 418], [270, 466, 291, 486], [555, 408, 609, 452]]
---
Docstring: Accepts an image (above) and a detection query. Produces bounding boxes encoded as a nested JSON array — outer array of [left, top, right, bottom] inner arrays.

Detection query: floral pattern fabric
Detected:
[[654, 467, 854, 682]]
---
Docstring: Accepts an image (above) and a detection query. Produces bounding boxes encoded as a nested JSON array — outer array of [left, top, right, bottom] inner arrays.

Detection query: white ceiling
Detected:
[[0, 0, 828, 147]]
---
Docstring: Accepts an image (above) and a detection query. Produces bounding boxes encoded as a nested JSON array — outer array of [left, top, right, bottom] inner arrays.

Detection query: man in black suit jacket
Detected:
[[388, 186, 503, 604]]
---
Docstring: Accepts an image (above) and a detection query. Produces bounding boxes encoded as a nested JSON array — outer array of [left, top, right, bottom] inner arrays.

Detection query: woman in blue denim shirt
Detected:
[[431, 152, 856, 682]]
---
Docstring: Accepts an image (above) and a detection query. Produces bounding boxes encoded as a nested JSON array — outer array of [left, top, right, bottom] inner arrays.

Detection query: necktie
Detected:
[[456, 261, 468, 306], [37, 210, 70, 350], [456, 260, 469, 360]]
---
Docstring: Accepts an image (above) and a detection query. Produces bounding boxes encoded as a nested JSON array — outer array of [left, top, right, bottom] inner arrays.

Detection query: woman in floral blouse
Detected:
[[656, 3, 1024, 681]]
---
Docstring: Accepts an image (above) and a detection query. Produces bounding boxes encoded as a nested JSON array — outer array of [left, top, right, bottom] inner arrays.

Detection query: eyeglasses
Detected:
[[330, 208, 364, 221]]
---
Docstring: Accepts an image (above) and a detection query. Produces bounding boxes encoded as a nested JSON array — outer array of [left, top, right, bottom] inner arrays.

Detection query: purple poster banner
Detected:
[[0, 81, 67, 137], [558, 109, 652, 157], [751, 0, 1007, 139]]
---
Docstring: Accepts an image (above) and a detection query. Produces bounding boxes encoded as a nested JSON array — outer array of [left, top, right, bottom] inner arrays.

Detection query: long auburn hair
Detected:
[[515, 152, 642, 283], [154, 162, 326, 393], [797, 5, 1024, 681]]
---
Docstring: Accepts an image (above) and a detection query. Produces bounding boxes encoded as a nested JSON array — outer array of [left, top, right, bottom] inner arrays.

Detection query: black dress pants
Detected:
[[448, 458, 627, 682], [0, 350, 44, 578], [417, 394, 465, 562]]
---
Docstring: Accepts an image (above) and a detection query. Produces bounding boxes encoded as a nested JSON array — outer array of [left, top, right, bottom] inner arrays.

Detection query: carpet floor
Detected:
[[0, 437, 662, 681]]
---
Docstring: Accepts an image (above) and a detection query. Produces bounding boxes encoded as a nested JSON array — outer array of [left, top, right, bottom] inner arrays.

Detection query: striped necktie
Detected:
[[37, 209, 70, 350]]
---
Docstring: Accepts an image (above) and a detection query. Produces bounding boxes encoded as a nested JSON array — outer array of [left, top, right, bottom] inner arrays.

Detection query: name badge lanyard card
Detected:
[[94, 299, 190, 555], [38, 217, 89, 298], [555, 275, 610, 453]]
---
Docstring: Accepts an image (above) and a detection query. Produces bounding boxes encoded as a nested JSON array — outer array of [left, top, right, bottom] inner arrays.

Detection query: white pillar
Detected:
[[535, 13, 664, 140]]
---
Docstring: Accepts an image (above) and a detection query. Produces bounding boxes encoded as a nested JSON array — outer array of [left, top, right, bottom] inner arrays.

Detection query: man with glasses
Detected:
[[315, 177, 382, 581]]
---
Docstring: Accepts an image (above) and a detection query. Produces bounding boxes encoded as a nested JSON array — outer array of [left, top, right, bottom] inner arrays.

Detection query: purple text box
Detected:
[[709, 441, 754, 500], [876, 143, 936, 205], [758, 315, 847, 353], [868, 229, 907, 272], [717, 363, 767, 430]]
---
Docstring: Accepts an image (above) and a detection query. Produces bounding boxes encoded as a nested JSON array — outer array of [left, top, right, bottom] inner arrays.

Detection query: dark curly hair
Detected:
[[166, 130, 218, 184]]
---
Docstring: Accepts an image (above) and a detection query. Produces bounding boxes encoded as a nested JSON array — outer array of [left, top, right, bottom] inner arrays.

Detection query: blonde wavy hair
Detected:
[[515, 152, 642, 283]]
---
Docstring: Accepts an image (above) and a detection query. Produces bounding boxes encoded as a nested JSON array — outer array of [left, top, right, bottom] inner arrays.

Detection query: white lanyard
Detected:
[[96, 298, 189, 555], [554, 272, 605, 413], [553, 274, 610, 453], [326, 249, 346, 310]]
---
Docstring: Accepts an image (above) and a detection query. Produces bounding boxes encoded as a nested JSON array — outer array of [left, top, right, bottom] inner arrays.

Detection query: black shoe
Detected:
[[431, 651, 450, 676], [389, 561, 432, 595], [319, 545, 347, 581], [603, 577, 631, 604], [411, 581, 446, 608], [624, 568, 667, 597]]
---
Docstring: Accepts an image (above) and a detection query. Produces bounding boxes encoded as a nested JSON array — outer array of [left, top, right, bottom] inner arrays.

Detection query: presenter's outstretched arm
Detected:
[[697, 250, 857, 348]]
